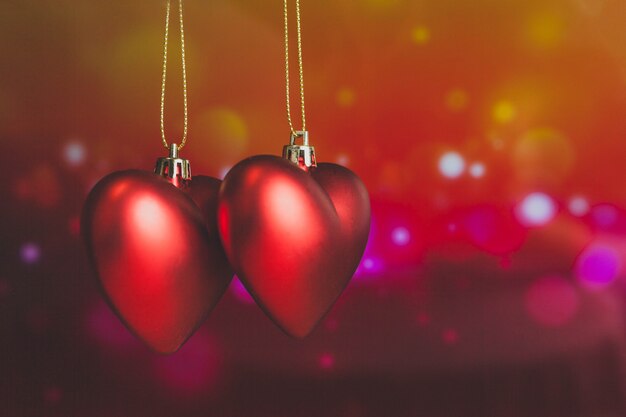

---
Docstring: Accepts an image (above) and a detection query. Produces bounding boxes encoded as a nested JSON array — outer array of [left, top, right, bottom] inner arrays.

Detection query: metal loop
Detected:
[[290, 130, 309, 146]]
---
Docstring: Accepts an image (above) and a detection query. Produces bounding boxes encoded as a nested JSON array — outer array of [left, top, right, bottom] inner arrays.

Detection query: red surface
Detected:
[[82, 170, 232, 353], [218, 156, 370, 337]]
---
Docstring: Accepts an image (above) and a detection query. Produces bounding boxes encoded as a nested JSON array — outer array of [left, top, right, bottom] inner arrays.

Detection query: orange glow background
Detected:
[[4, 0, 626, 415]]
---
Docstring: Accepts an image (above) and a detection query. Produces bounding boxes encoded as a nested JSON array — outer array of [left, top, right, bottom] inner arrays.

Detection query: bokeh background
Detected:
[[3, 0, 626, 415]]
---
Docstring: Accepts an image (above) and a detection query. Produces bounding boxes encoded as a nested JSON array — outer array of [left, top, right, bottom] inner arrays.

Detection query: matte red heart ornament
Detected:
[[82, 159, 233, 353], [218, 154, 371, 338]]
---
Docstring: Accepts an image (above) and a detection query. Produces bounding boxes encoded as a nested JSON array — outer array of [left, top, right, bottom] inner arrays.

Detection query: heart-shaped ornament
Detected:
[[82, 165, 233, 354], [218, 155, 370, 338]]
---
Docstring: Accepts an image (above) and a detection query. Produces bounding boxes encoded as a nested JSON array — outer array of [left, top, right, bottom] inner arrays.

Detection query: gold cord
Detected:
[[160, 0, 189, 151], [284, 0, 306, 135]]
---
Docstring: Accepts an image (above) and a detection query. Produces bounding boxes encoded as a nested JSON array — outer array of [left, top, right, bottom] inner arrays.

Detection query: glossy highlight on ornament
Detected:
[[82, 162, 233, 354], [218, 154, 371, 338]]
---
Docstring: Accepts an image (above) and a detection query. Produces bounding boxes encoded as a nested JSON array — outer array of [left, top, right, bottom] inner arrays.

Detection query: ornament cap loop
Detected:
[[290, 130, 309, 146], [169, 143, 179, 158], [283, 131, 316, 171], [155, 143, 192, 188]]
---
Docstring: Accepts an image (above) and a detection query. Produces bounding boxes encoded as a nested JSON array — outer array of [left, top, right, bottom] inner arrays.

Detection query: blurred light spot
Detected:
[[568, 195, 590, 217], [465, 206, 528, 254], [391, 226, 410, 246], [336, 153, 350, 166], [336, 88, 355, 107], [340, 401, 366, 417], [194, 108, 248, 161], [379, 162, 403, 190], [493, 101, 516, 124], [515, 192, 557, 227], [319, 353, 335, 370], [154, 332, 221, 396], [411, 26, 430, 44], [433, 193, 450, 210], [442, 329, 459, 345], [363, 258, 374, 269], [86, 301, 138, 351], [525, 275, 579, 327], [591, 204, 618, 228], [576, 245, 620, 289], [21, 243, 41, 264], [43, 386, 63, 405], [445, 89, 468, 111], [416, 312, 430, 327], [469, 162, 486, 178], [356, 256, 385, 277], [514, 128, 575, 186], [13, 165, 61, 207], [528, 12, 565, 49], [491, 137, 505, 150], [68, 216, 80, 237], [576, 0, 607, 15], [230, 276, 255, 304], [62, 140, 87, 167], [106, 27, 170, 96], [325, 318, 339, 332], [438, 151, 465, 179]]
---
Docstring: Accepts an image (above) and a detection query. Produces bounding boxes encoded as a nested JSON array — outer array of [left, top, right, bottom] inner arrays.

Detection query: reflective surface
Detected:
[[82, 170, 232, 353], [218, 156, 370, 338]]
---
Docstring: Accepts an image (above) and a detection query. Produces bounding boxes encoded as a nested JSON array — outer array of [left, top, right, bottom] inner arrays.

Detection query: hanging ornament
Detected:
[[82, 0, 232, 354], [217, 0, 371, 338]]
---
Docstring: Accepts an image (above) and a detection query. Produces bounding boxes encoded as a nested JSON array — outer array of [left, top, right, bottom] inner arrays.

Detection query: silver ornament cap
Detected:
[[155, 143, 191, 188], [282, 131, 317, 171]]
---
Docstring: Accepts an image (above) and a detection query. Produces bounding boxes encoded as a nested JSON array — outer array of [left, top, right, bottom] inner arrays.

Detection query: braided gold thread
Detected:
[[284, 0, 306, 136], [160, 0, 189, 151]]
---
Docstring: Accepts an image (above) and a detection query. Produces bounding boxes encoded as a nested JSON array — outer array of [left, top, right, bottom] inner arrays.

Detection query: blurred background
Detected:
[[3, 0, 626, 415]]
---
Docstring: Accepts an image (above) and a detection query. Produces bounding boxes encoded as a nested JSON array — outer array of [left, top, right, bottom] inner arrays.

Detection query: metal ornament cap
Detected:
[[218, 155, 371, 338], [282, 131, 317, 170], [155, 143, 191, 188]]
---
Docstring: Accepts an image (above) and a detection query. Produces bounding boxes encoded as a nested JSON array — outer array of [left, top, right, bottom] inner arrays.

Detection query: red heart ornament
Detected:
[[218, 155, 370, 338], [82, 170, 233, 353]]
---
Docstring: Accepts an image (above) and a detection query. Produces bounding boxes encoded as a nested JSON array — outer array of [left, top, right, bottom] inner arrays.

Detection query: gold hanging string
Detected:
[[160, 0, 189, 150], [284, 0, 306, 136]]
